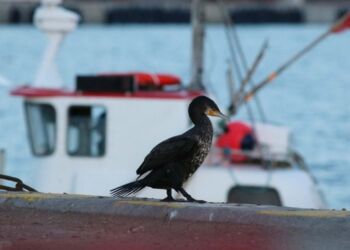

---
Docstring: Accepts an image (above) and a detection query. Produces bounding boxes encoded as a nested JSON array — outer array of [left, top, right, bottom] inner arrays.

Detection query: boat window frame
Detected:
[[66, 104, 107, 158], [24, 101, 57, 157]]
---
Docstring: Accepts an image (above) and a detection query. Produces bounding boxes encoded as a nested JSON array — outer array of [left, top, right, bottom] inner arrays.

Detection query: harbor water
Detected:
[[0, 24, 349, 209]]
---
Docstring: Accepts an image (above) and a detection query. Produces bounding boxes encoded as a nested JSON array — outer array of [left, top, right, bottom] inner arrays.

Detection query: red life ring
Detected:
[[100, 72, 181, 87]]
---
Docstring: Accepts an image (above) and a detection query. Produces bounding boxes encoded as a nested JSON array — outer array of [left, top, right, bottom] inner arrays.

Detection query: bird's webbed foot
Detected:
[[161, 197, 176, 202], [186, 197, 207, 203], [192, 199, 207, 204], [177, 187, 206, 203], [160, 189, 176, 202]]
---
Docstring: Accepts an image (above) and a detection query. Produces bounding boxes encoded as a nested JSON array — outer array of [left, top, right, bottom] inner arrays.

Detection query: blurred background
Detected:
[[0, 0, 349, 24], [0, 0, 350, 209]]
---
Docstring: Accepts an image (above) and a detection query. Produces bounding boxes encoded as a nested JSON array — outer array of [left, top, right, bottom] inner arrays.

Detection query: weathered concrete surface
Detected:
[[0, 192, 350, 250]]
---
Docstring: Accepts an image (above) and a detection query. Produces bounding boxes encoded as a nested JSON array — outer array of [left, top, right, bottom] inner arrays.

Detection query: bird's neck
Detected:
[[191, 113, 211, 128]]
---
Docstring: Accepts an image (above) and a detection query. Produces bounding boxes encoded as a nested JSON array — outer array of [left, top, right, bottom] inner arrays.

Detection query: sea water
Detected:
[[0, 24, 350, 208]]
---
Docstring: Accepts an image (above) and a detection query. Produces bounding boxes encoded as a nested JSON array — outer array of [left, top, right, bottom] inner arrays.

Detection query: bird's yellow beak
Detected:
[[206, 109, 229, 120]]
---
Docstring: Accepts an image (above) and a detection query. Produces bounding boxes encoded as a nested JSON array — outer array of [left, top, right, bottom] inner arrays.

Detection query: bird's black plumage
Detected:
[[110, 95, 226, 202]]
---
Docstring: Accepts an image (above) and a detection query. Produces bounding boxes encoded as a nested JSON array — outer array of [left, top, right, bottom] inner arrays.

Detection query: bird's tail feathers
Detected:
[[110, 181, 145, 197]]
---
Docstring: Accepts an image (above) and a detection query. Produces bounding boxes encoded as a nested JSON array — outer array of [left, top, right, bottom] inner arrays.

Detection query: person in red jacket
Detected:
[[216, 121, 256, 163]]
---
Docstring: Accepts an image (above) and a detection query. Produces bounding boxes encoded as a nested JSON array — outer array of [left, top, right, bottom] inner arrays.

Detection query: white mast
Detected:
[[190, 0, 205, 91], [33, 0, 79, 88]]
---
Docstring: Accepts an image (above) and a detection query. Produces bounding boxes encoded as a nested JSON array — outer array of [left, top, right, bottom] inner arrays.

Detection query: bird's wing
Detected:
[[136, 135, 198, 176]]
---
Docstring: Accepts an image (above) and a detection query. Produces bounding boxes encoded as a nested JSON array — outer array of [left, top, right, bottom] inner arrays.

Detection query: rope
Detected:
[[0, 174, 37, 192]]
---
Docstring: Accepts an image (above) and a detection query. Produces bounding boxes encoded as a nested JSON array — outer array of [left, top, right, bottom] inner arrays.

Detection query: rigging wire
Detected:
[[216, 0, 275, 187], [216, 0, 267, 122], [216, 1, 256, 127], [216, 0, 258, 138]]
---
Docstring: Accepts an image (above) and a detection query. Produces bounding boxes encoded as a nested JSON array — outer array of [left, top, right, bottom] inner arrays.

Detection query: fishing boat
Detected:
[[7, 0, 350, 209]]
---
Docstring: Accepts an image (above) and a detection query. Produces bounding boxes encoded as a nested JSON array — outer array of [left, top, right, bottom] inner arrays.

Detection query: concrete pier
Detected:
[[0, 192, 350, 249]]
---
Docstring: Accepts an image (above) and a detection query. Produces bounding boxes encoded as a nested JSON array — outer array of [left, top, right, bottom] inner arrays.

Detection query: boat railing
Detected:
[[206, 146, 306, 170]]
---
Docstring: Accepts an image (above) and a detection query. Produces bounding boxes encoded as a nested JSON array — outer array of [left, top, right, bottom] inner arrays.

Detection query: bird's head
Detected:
[[189, 96, 228, 122]]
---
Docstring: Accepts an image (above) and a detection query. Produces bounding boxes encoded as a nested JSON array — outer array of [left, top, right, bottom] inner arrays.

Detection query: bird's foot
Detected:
[[161, 197, 177, 202], [177, 188, 206, 203], [186, 198, 206, 204]]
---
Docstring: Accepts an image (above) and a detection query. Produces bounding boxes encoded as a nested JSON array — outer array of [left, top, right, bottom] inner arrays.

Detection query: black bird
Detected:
[[110, 95, 227, 202]]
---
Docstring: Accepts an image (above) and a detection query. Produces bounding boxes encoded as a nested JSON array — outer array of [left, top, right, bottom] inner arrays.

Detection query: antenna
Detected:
[[33, 0, 79, 88]]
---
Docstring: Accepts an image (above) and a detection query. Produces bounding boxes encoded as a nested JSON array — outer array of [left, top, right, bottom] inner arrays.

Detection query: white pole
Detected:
[[190, 0, 205, 91], [34, 33, 64, 88], [33, 0, 79, 88]]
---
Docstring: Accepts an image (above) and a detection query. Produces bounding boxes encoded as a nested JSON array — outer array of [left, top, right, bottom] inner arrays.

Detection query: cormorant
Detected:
[[110, 95, 227, 202]]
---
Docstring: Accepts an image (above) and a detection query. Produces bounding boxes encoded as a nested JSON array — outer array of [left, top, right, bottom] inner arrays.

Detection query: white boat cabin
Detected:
[[11, 73, 326, 209]]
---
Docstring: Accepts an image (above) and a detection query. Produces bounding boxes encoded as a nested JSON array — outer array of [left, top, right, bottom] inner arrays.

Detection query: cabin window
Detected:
[[25, 102, 56, 156], [67, 106, 106, 157], [227, 185, 282, 206]]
